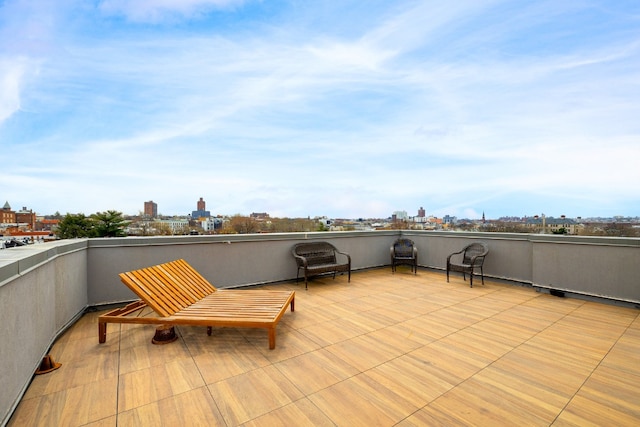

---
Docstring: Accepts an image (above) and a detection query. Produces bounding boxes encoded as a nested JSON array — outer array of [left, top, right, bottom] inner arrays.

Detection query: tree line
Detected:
[[55, 212, 326, 239], [56, 210, 129, 238]]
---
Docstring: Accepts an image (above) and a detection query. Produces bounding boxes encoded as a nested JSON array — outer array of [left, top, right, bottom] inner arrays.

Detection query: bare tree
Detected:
[[227, 215, 260, 234]]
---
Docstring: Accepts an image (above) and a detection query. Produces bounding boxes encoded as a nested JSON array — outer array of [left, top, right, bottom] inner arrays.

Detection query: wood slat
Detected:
[[161, 259, 216, 296], [118, 259, 219, 316]]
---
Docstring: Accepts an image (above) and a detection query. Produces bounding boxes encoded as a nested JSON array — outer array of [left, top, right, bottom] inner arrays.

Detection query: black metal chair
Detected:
[[446, 242, 488, 287], [390, 238, 418, 274]]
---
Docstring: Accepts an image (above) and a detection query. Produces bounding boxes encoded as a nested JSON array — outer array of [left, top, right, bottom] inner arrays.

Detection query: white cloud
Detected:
[[1, 1, 639, 218], [0, 60, 27, 122]]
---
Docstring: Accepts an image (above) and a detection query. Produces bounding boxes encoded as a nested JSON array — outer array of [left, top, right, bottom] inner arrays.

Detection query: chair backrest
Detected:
[[292, 242, 337, 266], [393, 238, 415, 257], [463, 243, 489, 266], [118, 259, 217, 317]]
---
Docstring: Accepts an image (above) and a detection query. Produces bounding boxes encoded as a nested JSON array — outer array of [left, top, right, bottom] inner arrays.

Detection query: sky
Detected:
[[1, 0, 639, 220]]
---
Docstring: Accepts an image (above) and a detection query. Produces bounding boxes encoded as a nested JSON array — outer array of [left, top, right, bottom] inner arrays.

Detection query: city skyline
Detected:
[[2, 1, 639, 219], [3, 197, 637, 222]]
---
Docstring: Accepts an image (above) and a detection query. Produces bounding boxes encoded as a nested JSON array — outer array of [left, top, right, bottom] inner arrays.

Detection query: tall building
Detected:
[[144, 200, 157, 218], [418, 207, 426, 218], [191, 197, 210, 219]]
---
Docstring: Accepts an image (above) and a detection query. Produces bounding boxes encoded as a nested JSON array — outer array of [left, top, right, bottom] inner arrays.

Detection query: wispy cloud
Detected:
[[1, 1, 639, 218]]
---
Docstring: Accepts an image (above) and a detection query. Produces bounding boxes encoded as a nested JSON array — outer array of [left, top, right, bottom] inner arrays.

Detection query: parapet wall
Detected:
[[1, 231, 638, 426]]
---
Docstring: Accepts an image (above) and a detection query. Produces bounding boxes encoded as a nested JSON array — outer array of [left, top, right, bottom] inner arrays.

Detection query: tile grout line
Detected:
[[114, 323, 122, 427], [548, 307, 640, 425]]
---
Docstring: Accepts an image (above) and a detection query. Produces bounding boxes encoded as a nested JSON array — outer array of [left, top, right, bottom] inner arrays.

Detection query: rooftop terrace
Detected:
[[8, 268, 640, 426], [1, 231, 639, 425]]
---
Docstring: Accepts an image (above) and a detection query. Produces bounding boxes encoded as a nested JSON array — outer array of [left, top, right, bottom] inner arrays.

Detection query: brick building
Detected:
[[144, 201, 158, 218], [15, 207, 36, 229], [1, 201, 16, 224]]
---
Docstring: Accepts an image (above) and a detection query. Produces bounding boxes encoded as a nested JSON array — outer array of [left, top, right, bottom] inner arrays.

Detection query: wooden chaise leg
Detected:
[[268, 328, 276, 350], [98, 300, 148, 344], [98, 322, 107, 343]]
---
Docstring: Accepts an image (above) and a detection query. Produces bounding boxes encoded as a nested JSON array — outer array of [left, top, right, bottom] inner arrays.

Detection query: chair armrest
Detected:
[[469, 254, 486, 266], [292, 254, 309, 267], [390, 246, 417, 259], [446, 249, 464, 264], [336, 250, 351, 264]]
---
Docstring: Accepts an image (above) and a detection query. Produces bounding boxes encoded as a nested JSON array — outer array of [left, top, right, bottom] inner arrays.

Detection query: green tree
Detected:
[[56, 213, 94, 239], [91, 210, 129, 237]]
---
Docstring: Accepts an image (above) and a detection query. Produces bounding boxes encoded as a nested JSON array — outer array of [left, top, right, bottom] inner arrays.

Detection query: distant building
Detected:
[[1, 201, 16, 224], [525, 215, 578, 235], [36, 218, 59, 232], [318, 216, 332, 228], [250, 212, 269, 220], [157, 219, 189, 234], [392, 211, 408, 221], [442, 215, 456, 225], [1, 203, 38, 234], [16, 207, 36, 229], [413, 215, 428, 223], [144, 200, 157, 218], [192, 197, 210, 219], [201, 217, 223, 232], [417, 207, 426, 218]]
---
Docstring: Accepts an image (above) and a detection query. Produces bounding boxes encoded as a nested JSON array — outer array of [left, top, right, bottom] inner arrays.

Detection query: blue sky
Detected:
[[1, 0, 639, 219]]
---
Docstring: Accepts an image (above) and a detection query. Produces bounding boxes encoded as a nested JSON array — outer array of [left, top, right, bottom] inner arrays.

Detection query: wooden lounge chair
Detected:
[[98, 259, 295, 349]]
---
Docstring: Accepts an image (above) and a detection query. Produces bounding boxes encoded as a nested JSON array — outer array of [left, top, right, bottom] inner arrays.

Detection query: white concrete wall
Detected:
[[0, 240, 87, 426], [530, 235, 640, 302], [85, 232, 399, 304]]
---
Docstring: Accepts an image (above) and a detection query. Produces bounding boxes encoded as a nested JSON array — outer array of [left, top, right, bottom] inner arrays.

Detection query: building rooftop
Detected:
[[8, 268, 640, 426]]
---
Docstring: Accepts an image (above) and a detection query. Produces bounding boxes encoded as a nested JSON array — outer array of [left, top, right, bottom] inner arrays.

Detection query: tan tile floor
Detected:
[[8, 268, 640, 426]]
